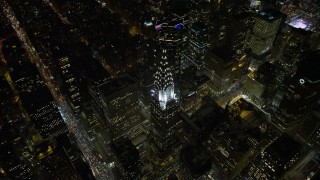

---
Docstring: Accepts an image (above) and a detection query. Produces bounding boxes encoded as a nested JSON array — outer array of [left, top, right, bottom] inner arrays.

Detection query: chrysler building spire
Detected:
[[154, 49, 175, 109]]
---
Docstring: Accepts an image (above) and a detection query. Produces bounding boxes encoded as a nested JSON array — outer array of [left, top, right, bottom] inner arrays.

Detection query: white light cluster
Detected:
[[153, 49, 176, 109], [158, 85, 175, 109]]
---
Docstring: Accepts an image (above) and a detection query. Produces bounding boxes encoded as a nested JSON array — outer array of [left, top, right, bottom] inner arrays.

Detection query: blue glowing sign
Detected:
[[175, 24, 184, 30]]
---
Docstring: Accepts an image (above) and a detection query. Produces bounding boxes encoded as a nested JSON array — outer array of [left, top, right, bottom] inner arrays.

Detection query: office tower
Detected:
[[310, 28, 320, 51], [190, 0, 212, 23], [147, 0, 166, 15], [283, 148, 320, 179], [150, 44, 179, 155], [0, 124, 35, 179], [242, 77, 265, 100], [179, 70, 211, 115], [110, 137, 141, 179], [0, 78, 35, 179], [15, 80, 66, 143], [203, 48, 234, 93], [180, 145, 212, 179], [10, 63, 67, 142], [165, 0, 191, 17], [278, 27, 311, 74], [21, 88, 68, 141], [86, 58, 112, 89], [140, 68, 154, 124], [36, 142, 79, 179], [35, 134, 95, 180], [248, 9, 283, 59], [211, 0, 251, 49], [255, 62, 280, 101], [296, 113, 320, 146], [86, 59, 112, 98], [3, 37, 67, 142], [181, 22, 209, 73], [57, 56, 82, 114], [179, 96, 224, 139], [149, 18, 185, 153], [225, 12, 254, 59], [218, 0, 248, 15], [274, 51, 320, 130], [90, 74, 142, 138], [217, 0, 251, 15], [256, 62, 276, 86], [81, 101, 105, 139], [0, 78, 36, 179], [242, 134, 301, 179], [154, 16, 184, 77]]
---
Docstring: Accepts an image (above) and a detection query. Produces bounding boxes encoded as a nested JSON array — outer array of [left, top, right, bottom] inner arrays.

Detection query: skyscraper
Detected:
[[90, 74, 142, 139], [0, 78, 36, 180], [203, 48, 234, 93], [110, 137, 141, 179], [240, 134, 302, 179], [22, 90, 67, 141], [57, 56, 82, 114], [150, 46, 179, 155], [149, 14, 185, 133], [181, 22, 209, 73], [249, 9, 283, 59], [154, 13, 185, 77], [274, 51, 320, 130], [11, 54, 68, 140], [148, 19, 185, 155], [190, 0, 212, 23], [278, 27, 311, 74], [225, 12, 254, 60]]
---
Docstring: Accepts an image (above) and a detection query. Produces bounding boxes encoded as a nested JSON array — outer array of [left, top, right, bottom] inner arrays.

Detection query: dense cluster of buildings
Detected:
[[0, 0, 320, 179]]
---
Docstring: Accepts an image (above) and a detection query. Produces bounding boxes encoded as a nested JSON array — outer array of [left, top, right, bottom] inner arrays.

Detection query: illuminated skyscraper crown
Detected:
[[154, 49, 175, 109]]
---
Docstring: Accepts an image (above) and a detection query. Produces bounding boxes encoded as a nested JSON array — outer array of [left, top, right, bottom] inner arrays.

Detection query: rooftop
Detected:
[[295, 51, 320, 85], [181, 145, 212, 176], [100, 74, 136, 97], [20, 87, 54, 112], [258, 8, 283, 22], [266, 134, 301, 164], [191, 22, 208, 34]]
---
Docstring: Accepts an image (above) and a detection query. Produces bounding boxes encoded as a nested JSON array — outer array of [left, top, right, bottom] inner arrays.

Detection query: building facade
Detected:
[[150, 46, 179, 154], [249, 9, 283, 59]]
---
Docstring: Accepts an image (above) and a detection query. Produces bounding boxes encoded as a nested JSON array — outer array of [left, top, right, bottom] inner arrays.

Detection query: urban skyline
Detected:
[[0, 0, 320, 179]]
